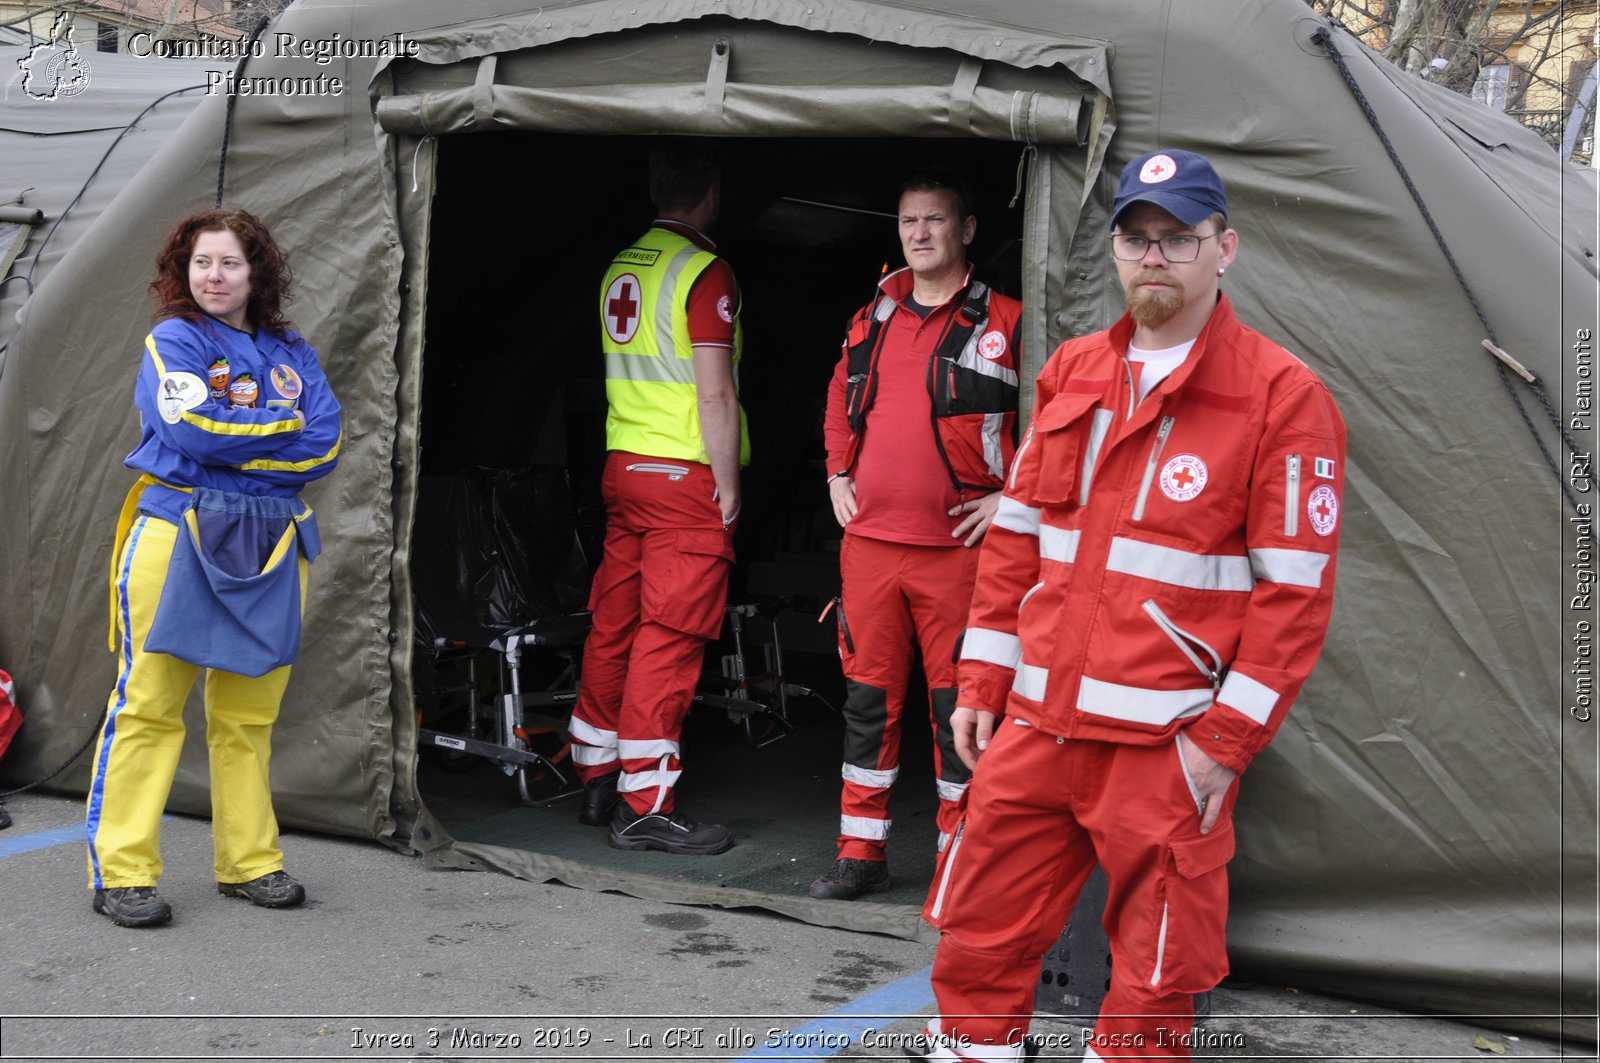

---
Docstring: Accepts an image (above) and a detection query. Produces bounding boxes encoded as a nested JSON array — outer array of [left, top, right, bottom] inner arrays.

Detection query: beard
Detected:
[[1125, 271, 1185, 329]]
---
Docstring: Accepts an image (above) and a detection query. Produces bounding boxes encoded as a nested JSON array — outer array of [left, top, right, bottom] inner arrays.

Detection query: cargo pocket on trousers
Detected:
[[1152, 819, 1235, 994], [643, 528, 734, 639]]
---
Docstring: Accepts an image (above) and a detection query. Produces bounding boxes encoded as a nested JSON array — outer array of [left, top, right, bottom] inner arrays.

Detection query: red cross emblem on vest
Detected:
[[604, 273, 643, 344]]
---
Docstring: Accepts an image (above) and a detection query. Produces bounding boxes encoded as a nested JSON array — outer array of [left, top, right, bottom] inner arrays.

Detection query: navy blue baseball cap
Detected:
[[1111, 149, 1228, 228]]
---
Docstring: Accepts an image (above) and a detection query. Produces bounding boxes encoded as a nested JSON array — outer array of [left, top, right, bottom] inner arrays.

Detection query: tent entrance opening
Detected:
[[409, 130, 1028, 910]]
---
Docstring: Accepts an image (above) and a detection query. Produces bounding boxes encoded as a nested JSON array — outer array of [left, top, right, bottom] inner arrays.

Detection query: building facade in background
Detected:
[[1315, 0, 1597, 162]]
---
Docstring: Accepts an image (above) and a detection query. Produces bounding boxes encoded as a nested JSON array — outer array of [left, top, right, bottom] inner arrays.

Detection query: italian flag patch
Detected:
[[1314, 457, 1336, 479]]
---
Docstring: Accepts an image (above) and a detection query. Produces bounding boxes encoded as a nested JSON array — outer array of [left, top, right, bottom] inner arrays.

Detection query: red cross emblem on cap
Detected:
[[1140, 153, 1179, 185]]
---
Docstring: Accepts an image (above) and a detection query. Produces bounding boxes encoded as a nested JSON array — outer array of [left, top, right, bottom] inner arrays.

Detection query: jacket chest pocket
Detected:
[[933, 357, 1017, 417], [1026, 391, 1107, 507]]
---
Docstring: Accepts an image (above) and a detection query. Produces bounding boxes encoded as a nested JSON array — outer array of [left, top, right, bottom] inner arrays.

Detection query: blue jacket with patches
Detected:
[[126, 315, 342, 501]]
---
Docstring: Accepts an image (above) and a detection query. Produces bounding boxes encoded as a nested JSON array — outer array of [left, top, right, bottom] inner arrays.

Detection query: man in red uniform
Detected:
[[811, 169, 1024, 900], [568, 147, 746, 856], [913, 149, 1346, 1060]]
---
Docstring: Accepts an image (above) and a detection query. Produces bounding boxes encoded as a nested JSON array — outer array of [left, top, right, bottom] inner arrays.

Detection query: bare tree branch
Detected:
[[1308, 0, 1595, 157]]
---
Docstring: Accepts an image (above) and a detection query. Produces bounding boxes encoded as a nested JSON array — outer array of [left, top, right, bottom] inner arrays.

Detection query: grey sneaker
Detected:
[[808, 857, 891, 900], [92, 886, 172, 927], [217, 870, 306, 908], [608, 805, 733, 855]]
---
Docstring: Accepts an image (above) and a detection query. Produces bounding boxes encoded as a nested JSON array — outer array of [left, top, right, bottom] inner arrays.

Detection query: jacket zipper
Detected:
[[1142, 599, 1223, 691], [1131, 415, 1176, 521], [1008, 425, 1037, 492], [926, 346, 966, 495], [626, 462, 691, 480], [1284, 454, 1302, 536]]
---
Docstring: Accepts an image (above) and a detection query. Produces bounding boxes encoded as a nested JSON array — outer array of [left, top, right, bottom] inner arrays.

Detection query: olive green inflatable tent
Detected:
[[1, 0, 1593, 1037]]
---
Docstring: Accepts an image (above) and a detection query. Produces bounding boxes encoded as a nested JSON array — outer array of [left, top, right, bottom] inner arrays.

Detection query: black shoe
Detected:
[[808, 857, 891, 900], [217, 870, 306, 908], [608, 804, 734, 855], [577, 772, 620, 826], [92, 886, 172, 927]]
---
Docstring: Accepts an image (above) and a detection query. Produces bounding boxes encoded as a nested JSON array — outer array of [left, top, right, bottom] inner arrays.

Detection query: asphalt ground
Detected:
[[0, 790, 1586, 1063]]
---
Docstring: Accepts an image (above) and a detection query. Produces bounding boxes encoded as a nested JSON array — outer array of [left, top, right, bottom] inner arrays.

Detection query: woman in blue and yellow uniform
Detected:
[[85, 208, 341, 927]]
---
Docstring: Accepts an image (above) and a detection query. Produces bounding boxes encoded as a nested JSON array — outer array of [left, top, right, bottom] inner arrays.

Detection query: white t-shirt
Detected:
[[1128, 340, 1196, 403]]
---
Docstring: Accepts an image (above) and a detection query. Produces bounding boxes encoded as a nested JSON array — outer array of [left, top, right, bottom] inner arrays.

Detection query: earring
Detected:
[[1217, 268, 1226, 276]]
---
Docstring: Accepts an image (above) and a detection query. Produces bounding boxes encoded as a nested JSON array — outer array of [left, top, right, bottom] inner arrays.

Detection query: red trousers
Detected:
[[569, 452, 733, 815], [834, 534, 980, 861], [925, 722, 1238, 1061]]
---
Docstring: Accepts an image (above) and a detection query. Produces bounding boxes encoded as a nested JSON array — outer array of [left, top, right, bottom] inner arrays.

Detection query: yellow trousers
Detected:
[[86, 514, 306, 889]]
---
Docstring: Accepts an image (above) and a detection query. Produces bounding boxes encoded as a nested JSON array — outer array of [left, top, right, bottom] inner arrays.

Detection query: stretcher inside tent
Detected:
[[406, 131, 1031, 929]]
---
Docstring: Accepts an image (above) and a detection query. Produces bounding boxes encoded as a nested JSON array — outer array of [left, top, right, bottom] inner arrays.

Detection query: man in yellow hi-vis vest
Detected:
[[569, 147, 748, 856]]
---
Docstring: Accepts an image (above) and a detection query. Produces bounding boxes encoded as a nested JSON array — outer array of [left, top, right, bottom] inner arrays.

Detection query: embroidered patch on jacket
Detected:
[[271, 364, 303, 399], [158, 372, 206, 424], [977, 330, 1008, 361], [1314, 456, 1336, 479], [717, 294, 733, 324], [604, 273, 643, 344], [229, 373, 259, 409], [1307, 485, 1339, 536], [207, 358, 229, 401], [1159, 454, 1208, 502]]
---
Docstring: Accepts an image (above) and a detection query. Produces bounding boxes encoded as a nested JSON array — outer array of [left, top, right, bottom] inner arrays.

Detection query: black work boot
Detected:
[[608, 804, 733, 855], [93, 886, 172, 927], [217, 870, 306, 908], [808, 857, 891, 900], [577, 772, 620, 826]]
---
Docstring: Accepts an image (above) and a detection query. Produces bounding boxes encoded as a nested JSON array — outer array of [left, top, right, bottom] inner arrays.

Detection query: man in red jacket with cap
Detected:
[[914, 149, 1346, 1060]]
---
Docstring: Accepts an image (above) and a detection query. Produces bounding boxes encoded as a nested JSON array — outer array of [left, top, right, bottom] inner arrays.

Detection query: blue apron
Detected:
[[144, 487, 322, 678]]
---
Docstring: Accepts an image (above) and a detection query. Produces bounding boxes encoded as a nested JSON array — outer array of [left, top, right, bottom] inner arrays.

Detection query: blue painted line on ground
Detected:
[[731, 965, 934, 1062], [0, 815, 177, 858]]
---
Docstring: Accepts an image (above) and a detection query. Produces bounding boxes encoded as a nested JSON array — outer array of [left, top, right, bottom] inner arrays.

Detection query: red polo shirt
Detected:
[[824, 268, 966, 546]]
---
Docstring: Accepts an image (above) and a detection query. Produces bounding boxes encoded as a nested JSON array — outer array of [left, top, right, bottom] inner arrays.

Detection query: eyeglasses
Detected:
[[1109, 232, 1218, 263]]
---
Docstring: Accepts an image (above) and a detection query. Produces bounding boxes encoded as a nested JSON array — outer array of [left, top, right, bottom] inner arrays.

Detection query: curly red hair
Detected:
[[149, 207, 294, 337]]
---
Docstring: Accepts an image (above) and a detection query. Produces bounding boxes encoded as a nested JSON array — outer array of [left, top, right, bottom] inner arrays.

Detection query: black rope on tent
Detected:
[[0, 710, 103, 804], [216, 16, 273, 208], [1311, 23, 1582, 513], [0, 81, 213, 366], [21, 82, 214, 294]]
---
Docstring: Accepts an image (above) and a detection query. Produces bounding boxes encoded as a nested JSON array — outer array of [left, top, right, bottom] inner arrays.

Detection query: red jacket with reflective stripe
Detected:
[[958, 295, 1346, 774], [826, 267, 1023, 497]]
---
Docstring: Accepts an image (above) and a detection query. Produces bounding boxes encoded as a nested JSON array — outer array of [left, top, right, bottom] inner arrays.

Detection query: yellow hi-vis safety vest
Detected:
[[599, 225, 750, 466]]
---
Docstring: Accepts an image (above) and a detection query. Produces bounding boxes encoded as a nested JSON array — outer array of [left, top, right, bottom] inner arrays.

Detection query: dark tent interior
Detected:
[[409, 131, 1029, 907]]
